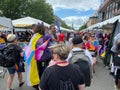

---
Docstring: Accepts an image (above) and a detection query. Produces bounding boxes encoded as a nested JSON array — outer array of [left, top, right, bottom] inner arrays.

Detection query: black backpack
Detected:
[[69, 50, 92, 87], [0, 44, 17, 68], [58, 79, 75, 90], [74, 59, 92, 86]]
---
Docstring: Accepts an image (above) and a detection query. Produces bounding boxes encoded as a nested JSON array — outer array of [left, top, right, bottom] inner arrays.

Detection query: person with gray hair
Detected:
[[39, 44, 85, 90]]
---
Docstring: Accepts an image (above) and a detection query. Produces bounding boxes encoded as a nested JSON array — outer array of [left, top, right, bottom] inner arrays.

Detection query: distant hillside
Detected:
[[54, 15, 71, 29]]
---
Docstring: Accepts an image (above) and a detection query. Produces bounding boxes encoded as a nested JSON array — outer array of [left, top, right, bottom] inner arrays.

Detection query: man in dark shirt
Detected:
[[6, 34, 25, 90], [39, 44, 85, 90]]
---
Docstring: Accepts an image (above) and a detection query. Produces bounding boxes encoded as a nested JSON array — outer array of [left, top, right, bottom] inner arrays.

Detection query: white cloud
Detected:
[[46, 0, 100, 11], [62, 16, 89, 30], [46, 0, 100, 30]]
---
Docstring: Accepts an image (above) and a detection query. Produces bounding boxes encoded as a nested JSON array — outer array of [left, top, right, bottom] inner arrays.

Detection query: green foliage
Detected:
[[0, 0, 54, 24], [0, 0, 29, 19], [61, 23, 71, 29], [79, 24, 87, 30]]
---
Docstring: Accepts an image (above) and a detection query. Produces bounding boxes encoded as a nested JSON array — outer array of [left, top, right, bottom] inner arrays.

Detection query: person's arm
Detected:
[[78, 84, 85, 90], [16, 45, 24, 57], [38, 86, 42, 90], [85, 50, 94, 65]]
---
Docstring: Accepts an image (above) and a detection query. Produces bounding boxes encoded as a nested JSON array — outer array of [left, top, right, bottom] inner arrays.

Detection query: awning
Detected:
[[86, 15, 120, 30], [12, 16, 50, 28], [0, 17, 13, 29]]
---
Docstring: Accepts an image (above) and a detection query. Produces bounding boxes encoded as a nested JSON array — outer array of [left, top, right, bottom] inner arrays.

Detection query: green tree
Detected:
[[0, 0, 54, 24], [79, 24, 87, 30], [0, 0, 29, 19], [61, 23, 71, 29], [25, 0, 54, 24]]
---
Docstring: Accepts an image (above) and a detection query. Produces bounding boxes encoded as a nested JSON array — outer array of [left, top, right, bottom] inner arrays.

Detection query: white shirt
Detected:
[[66, 47, 94, 65]]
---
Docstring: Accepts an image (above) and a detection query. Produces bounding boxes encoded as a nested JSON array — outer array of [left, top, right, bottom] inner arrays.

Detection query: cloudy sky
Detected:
[[46, 0, 101, 29]]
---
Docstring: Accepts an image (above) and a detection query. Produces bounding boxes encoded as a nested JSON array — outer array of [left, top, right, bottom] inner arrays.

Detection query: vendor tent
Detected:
[[0, 17, 13, 31], [59, 27, 72, 32], [86, 15, 120, 30], [12, 16, 50, 28]]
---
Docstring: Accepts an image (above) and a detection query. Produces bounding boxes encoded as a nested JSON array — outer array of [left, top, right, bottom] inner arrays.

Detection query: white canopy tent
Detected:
[[12, 16, 73, 32], [12, 16, 50, 28], [86, 15, 120, 31], [58, 27, 73, 32], [0, 17, 13, 32]]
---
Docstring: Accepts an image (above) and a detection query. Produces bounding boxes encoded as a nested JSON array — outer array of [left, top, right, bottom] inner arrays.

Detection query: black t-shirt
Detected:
[[8, 44, 23, 62], [40, 64, 85, 90]]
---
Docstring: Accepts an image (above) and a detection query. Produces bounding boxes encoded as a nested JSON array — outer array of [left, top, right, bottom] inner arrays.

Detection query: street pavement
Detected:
[[86, 60, 115, 90], [0, 59, 115, 90]]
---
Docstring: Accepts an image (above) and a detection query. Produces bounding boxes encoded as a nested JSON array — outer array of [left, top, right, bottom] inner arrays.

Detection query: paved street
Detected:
[[86, 60, 115, 90], [0, 60, 115, 90]]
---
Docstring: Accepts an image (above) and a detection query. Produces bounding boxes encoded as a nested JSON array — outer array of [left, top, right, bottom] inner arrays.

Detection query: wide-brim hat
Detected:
[[48, 43, 63, 49]]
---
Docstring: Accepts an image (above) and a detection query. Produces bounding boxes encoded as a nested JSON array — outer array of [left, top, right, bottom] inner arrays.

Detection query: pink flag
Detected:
[[35, 39, 50, 61]]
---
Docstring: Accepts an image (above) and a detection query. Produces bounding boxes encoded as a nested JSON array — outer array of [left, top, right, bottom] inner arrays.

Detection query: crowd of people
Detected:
[[0, 23, 120, 90]]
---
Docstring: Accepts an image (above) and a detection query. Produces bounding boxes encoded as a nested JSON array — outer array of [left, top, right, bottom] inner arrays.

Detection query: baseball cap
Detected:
[[72, 36, 83, 45]]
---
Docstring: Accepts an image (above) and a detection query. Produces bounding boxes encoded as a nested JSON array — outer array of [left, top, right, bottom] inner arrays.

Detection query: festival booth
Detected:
[[0, 17, 13, 32], [60, 27, 73, 32], [12, 16, 50, 28], [86, 15, 120, 34], [0, 17, 13, 44], [12, 16, 50, 32]]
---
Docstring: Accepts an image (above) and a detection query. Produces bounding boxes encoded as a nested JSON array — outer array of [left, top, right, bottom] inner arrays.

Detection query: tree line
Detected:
[[0, 0, 54, 24]]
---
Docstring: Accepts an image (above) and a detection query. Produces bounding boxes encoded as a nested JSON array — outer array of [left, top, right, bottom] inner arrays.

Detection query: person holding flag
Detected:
[[24, 23, 52, 90], [55, 20, 65, 44]]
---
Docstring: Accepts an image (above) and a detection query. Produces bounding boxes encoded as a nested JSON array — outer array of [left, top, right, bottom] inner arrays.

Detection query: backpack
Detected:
[[69, 50, 92, 86], [69, 50, 91, 64], [0, 44, 17, 68], [58, 79, 75, 90]]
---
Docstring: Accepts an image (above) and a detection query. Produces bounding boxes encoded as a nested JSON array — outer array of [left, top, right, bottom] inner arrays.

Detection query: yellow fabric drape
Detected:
[[29, 33, 42, 86]]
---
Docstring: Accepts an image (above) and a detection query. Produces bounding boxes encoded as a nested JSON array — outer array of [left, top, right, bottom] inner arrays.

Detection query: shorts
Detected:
[[7, 63, 25, 75]]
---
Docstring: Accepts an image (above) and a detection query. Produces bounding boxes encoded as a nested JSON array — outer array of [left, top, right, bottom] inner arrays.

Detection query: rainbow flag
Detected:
[[100, 45, 107, 58]]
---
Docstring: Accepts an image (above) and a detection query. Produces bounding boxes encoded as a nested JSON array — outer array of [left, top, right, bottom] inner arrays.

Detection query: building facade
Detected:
[[87, 16, 98, 27], [98, 0, 120, 22]]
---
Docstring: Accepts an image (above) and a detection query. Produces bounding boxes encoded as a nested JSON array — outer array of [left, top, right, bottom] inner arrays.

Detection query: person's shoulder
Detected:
[[7, 43, 17, 48], [44, 65, 57, 72], [69, 63, 80, 70]]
